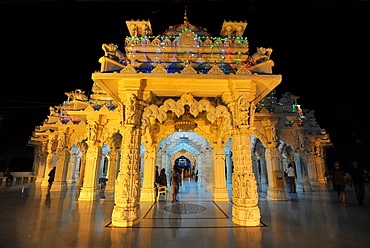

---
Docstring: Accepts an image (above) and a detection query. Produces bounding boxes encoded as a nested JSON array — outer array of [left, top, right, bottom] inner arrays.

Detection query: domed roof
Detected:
[[162, 8, 211, 37], [162, 22, 211, 37]]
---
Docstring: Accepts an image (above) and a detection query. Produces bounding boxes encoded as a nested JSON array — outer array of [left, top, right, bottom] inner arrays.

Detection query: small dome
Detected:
[[162, 22, 211, 37]]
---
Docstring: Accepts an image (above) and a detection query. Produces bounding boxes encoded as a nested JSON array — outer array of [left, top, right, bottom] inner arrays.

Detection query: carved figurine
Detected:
[[251, 47, 273, 64], [49, 106, 59, 117], [102, 43, 125, 62], [124, 94, 137, 124], [65, 89, 88, 102]]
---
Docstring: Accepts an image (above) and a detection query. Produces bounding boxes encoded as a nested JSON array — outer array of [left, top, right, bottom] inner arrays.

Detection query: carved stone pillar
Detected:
[[35, 143, 47, 183], [265, 146, 287, 201], [78, 142, 100, 200], [225, 149, 233, 184], [76, 152, 86, 187], [165, 153, 171, 178], [156, 148, 163, 169], [199, 151, 206, 186], [231, 128, 260, 226], [141, 146, 156, 202], [309, 142, 326, 185], [111, 125, 141, 227], [213, 148, 229, 201], [315, 145, 326, 184], [106, 149, 120, 193], [307, 153, 319, 186], [41, 151, 56, 187], [294, 153, 312, 192], [66, 147, 79, 185], [51, 148, 70, 191], [205, 149, 214, 192]]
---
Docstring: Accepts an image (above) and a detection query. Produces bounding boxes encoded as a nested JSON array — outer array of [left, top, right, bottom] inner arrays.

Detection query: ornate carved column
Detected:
[[265, 146, 287, 200], [111, 90, 144, 227], [35, 143, 47, 183], [78, 141, 100, 200], [106, 149, 120, 192], [41, 137, 57, 187], [76, 152, 86, 187], [213, 148, 229, 201], [52, 130, 72, 191], [205, 148, 214, 192], [314, 143, 326, 184], [294, 152, 312, 192], [225, 149, 233, 184], [51, 147, 70, 191], [111, 125, 142, 227], [199, 151, 206, 186], [231, 128, 260, 226], [140, 146, 157, 201], [66, 146, 79, 185]]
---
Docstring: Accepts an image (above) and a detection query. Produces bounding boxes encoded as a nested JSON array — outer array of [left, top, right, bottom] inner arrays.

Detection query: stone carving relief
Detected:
[[180, 30, 196, 46], [120, 62, 138, 74], [151, 63, 168, 74], [251, 47, 272, 64], [142, 93, 232, 131], [233, 173, 258, 201], [123, 94, 137, 125], [181, 63, 197, 74], [208, 63, 224, 75], [86, 122, 98, 141], [236, 65, 252, 75], [65, 89, 88, 102], [102, 43, 125, 62]]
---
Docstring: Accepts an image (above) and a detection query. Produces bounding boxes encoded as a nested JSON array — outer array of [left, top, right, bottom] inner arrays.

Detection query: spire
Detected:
[[184, 6, 188, 24]]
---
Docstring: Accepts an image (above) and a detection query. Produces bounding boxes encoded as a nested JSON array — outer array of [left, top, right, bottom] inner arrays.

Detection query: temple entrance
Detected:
[[174, 156, 192, 177], [140, 130, 224, 202]]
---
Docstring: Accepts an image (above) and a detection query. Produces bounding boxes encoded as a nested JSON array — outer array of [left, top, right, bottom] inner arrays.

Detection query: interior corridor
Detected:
[[0, 179, 370, 247]]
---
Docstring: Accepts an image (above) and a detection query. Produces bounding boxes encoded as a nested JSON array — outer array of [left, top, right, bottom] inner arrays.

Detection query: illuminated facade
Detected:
[[29, 16, 331, 227]]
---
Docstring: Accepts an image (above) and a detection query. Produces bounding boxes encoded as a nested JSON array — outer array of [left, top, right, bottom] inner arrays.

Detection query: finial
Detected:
[[184, 6, 188, 24]]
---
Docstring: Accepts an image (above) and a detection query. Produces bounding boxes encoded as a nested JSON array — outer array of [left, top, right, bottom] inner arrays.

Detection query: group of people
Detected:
[[330, 161, 366, 207], [155, 166, 182, 203], [285, 160, 366, 207]]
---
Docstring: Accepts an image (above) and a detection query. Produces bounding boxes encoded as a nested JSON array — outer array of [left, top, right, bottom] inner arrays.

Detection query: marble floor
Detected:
[[0, 179, 370, 248]]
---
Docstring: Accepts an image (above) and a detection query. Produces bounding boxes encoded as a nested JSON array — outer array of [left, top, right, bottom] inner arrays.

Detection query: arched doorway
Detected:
[[111, 92, 263, 227]]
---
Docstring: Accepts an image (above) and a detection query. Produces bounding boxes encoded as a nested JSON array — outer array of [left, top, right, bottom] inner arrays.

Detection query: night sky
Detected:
[[1, 1, 369, 164]]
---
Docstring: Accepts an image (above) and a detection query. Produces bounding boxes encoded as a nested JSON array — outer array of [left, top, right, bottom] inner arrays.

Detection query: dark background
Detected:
[[0, 0, 369, 169]]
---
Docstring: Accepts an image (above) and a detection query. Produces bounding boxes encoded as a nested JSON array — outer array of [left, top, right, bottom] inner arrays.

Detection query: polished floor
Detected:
[[0, 179, 370, 248]]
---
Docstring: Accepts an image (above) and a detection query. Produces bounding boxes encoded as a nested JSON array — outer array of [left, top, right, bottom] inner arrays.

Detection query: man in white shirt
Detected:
[[286, 164, 296, 193]]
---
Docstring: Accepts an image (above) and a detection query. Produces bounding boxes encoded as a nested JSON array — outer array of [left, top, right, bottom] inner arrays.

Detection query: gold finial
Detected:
[[184, 6, 188, 24]]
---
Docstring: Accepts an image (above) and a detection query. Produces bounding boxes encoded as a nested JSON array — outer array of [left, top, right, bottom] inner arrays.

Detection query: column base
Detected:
[[297, 181, 313, 192], [78, 187, 99, 201], [105, 182, 115, 193], [111, 204, 140, 227], [310, 178, 326, 186], [213, 187, 229, 202], [267, 187, 288, 201], [140, 187, 156, 202], [41, 179, 49, 187], [232, 204, 260, 226], [50, 181, 68, 191], [35, 176, 45, 184]]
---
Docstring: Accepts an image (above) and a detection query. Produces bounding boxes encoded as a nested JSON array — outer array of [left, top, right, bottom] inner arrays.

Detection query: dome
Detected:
[[162, 22, 211, 37]]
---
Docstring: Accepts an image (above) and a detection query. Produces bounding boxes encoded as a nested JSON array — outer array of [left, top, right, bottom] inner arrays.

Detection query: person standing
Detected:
[[48, 167, 56, 191], [170, 168, 182, 203], [286, 164, 296, 193], [159, 168, 167, 187], [350, 160, 366, 206], [330, 162, 347, 206], [155, 166, 161, 185]]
